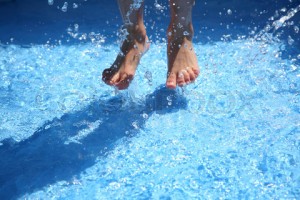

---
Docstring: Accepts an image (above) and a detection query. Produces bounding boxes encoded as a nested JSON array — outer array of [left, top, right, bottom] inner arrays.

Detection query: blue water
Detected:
[[0, 0, 300, 199]]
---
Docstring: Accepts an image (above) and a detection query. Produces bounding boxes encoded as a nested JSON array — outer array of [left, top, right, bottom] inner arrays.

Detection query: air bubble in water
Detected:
[[48, 0, 54, 5], [227, 9, 232, 15], [297, 54, 300, 59], [61, 2, 68, 12]]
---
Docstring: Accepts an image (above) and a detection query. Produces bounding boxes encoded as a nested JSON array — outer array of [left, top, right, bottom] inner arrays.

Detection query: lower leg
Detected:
[[166, 0, 200, 89], [102, 0, 149, 90]]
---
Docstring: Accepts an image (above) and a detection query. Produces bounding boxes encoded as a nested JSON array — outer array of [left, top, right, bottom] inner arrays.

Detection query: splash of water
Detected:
[[255, 4, 300, 42]]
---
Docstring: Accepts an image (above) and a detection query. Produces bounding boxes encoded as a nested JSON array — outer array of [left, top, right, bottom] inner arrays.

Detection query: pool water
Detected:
[[0, 0, 299, 199]]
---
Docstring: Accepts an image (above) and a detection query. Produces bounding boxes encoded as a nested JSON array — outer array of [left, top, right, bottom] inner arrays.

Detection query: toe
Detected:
[[102, 68, 114, 85], [177, 70, 189, 87], [166, 72, 177, 89], [193, 68, 200, 78], [110, 72, 121, 84], [187, 67, 196, 82], [183, 69, 191, 85], [115, 73, 133, 90], [177, 71, 184, 86]]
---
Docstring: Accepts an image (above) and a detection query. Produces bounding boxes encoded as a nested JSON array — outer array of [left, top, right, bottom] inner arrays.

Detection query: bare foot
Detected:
[[166, 21, 200, 89], [102, 26, 149, 90], [166, 32, 200, 89]]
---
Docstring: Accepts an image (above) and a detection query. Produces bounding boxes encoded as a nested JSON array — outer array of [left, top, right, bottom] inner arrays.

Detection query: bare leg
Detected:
[[166, 0, 200, 89], [102, 0, 149, 90]]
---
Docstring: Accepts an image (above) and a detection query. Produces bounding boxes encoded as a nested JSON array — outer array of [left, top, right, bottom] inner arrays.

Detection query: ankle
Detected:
[[124, 23, 147, 43], [167, 22, 194, 41]]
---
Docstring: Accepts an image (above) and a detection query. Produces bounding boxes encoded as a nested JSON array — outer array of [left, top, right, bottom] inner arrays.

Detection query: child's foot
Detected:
[[102, 26, 149, 90], [166, 31, 200, 89]]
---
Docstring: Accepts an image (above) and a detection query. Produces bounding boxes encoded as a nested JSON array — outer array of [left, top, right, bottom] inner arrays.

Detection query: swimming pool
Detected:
[[0, 0, 299, 199]]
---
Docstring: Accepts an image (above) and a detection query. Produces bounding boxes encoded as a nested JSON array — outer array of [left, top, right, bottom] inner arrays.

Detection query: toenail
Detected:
[[178, 72, 184, 78]]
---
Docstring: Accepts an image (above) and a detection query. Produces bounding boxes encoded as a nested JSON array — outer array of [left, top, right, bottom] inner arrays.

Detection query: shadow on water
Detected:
[[0, 85, 187, 200]]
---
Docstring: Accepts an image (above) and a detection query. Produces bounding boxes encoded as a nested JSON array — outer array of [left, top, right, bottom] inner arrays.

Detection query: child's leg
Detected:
[[102, 0, 149, 90], [166, 0, 200, 89]]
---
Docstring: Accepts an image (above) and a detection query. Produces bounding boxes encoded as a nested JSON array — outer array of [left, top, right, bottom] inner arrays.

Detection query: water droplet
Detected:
[[144, 71, 152, 81], [294, 26, 299, 33], [131, 0, 143, 10], [48, 0, 54, 5], [132, 121, 139, 129], [61, 2, 68, 12], [73, 3, 78, 9], [291, 64, 297, 71], [35, 95, 42, 104], [177, 23, 183, 28], [142, 113, 148, 119], [74, 24, 79, 32], [178, 72, 184, 78], [183, 31, 189, 36], [227, 9, 232, 15], [288, 36, 294, 45], [154, 3, 164, 11], [280, 7, 287, 12]]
